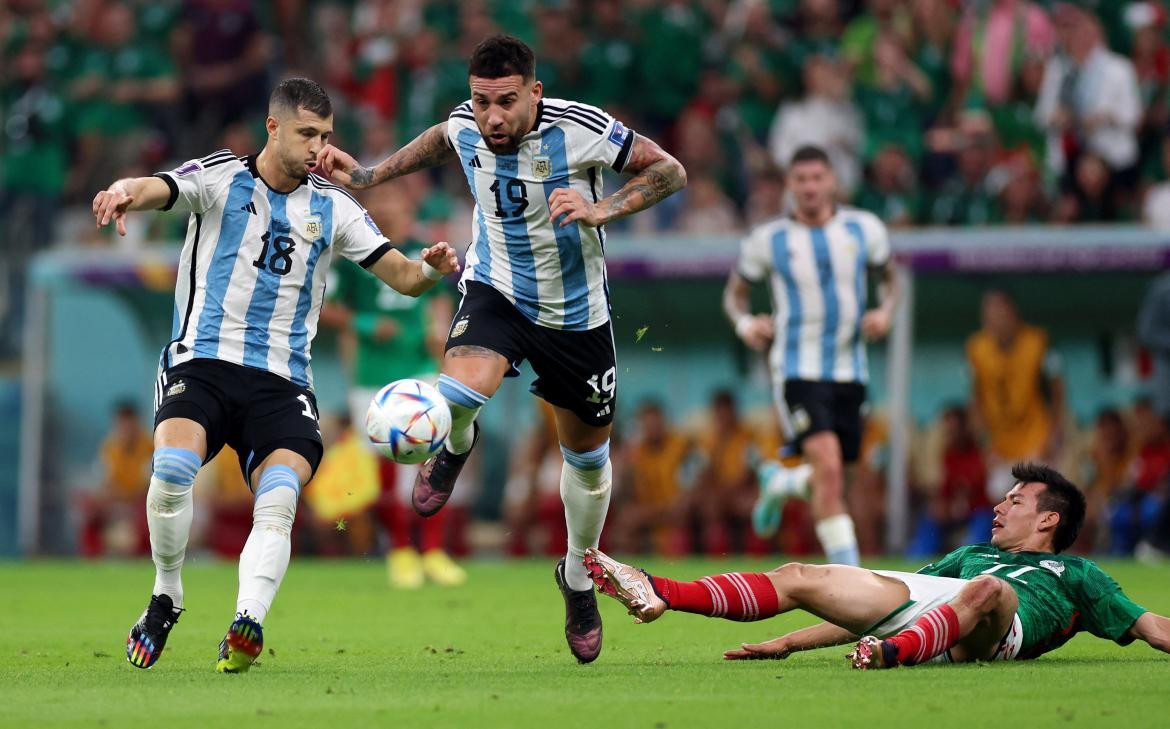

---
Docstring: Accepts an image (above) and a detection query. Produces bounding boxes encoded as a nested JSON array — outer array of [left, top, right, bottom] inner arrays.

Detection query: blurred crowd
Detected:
[[82, 284, 1170, 563]]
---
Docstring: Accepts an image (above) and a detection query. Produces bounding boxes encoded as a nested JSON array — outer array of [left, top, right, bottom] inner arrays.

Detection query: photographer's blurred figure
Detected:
[[80, 401, 153, 557]]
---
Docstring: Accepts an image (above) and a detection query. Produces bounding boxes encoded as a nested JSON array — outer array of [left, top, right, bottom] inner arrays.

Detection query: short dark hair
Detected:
[[468, 35, 535, 81], [1012, 462, 1085, 553], [269, 77, 332, 118], [789, 145, 831, 168]]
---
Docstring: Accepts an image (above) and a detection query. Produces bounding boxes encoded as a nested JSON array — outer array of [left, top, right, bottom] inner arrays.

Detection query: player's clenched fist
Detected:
[[421, 241, 461, 276], [548, 187, 602, 228], [735, 313, 775, 352], [92, 182, 135, 236]]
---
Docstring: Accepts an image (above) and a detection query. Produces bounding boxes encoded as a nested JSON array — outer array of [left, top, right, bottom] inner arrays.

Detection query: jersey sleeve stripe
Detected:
[[541, 110, 605, 135], [202, 156, 239, 169], [456, 101, 471, 112], [152, 172, 180, 211], [199, 149, 234, 164], [308, 174, 362, 207], [541, 102, 608, 126], [613, 130, 635, 173], [450, 112, 476, 122], [358, 241, 392, 269]]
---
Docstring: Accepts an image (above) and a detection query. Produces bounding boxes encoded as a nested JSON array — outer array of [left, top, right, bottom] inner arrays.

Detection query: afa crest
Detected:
[[304, 215, 322, 239], [532, 155, 551, 180], [451, 317, 470, 338]]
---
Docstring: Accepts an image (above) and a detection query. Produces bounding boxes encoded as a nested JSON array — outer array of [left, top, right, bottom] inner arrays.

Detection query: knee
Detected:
[[560, 441, 610, 471], [768, 561, 807, 580], [963, 575, 1008, 613], [151, 447, 201, 495], [253, 466, 300, 532], [437, 373, 490, 412]]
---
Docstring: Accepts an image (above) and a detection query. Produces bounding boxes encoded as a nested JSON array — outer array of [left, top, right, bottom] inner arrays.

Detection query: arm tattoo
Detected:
[[599, 159, 685, 224], [372, 123, 456, 184], [351, 166, 375, 187]]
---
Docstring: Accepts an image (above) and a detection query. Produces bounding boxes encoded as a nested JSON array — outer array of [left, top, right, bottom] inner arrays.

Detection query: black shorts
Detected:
[[446, 281, 617, 427], [776, 379, 867, 463], [154, 358, 324, 486]]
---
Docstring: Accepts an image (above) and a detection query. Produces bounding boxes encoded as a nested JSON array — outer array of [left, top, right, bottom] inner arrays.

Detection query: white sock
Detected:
[[765, 463, 812, 500], [147, 447, 202, 609], [437, 374, 487, 454], [560, 442, 612, 591], [815, 514, 860, 566], [236, 466, 299, 624]]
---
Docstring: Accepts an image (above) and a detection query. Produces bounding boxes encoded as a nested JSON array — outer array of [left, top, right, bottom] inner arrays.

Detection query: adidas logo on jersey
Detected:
[[241, 201, 257, 214], [469, 155, 482, 169]]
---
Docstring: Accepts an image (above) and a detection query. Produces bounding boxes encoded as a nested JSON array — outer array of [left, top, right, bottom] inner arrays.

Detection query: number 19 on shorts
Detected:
[[586, 367, 616, 405]]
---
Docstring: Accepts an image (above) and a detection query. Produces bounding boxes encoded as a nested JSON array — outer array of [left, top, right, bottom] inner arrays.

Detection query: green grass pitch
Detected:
[[2, 557, 1168, 728]]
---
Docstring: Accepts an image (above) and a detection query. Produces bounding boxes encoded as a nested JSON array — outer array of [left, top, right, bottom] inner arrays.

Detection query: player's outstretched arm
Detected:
[[317, 123, 456, 190], [91, 177, 172, 236], [548, 135, 687, 228], [1128, 612, 1170, 654], [722, 271, 774, 351], [723, 622, 858, 660], [368, 242, 461, 297]]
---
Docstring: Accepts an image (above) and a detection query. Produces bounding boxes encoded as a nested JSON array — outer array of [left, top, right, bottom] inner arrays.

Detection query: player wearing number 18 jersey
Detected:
[[318, 35, 687, 663], [584, 463, 1170, 667], [91, 78, 459, 673]]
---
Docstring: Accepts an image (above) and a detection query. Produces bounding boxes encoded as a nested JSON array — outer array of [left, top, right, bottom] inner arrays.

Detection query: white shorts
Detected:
[[867, 570, 1023, 662]]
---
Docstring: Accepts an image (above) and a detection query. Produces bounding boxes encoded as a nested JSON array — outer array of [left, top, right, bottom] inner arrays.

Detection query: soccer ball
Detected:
[[365, 379, 452, 464]]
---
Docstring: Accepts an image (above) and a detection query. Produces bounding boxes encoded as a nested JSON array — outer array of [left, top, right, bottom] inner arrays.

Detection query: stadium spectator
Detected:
[[768, 54, 863, 195], [687, 390, 766, 555], [926, 124, 1002, 225], [997, 153, 1050, 223], [675, 174, 741, 235], [967, 290, 1064, 502], [855, 31, 933, 163], [1035, 4, 1142, 196], [503, 402, 568, 558], [1138, 270, 1170, 419], [907, 405, 991, 557], [1109, 398, 1170, 554], [577, 0, 638, 113], [841, 0, 914, 86], [1126, 1, 1169, 180], [1077, 408, 1133, 552], [743, 165, 786, 228], [1143, 137, 1170, 229], [78, 401, 152, 557], [610, 401, 695, 555], [172, 0, 270, 156], [855, 143, 922, 228], [722, 0, 793, 143], [951, 0, 1055, 109]]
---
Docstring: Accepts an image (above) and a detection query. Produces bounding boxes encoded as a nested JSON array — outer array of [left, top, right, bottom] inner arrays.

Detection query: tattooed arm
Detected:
[[316, 122, 457, 190], [547, 135, 687, 228]]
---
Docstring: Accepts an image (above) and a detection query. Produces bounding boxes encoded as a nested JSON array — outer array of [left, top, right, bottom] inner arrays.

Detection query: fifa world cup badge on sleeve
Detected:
[[608, 121, 629, 147]]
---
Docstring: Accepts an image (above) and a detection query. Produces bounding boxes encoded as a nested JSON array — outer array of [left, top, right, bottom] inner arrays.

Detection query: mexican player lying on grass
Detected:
[[585, 463, 1170, 668]]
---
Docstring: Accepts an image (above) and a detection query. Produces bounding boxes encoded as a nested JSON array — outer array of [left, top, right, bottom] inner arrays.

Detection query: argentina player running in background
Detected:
[[317, 35, 686, 663], [91, 78, 459, 673], [724, 145, 901, 567]]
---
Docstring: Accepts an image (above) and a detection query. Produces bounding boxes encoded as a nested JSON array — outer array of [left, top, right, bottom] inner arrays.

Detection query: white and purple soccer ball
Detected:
[[365, 379, 451, 464]]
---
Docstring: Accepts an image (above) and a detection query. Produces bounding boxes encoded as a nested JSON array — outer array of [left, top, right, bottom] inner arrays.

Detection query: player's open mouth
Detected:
[[992, 520, 1003, 530], [489, 133, 509, 144]]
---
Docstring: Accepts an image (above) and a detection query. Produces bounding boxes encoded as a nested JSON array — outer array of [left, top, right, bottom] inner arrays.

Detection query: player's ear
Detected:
[[265, 115, 279, 138], [530, 79, 542, 103]]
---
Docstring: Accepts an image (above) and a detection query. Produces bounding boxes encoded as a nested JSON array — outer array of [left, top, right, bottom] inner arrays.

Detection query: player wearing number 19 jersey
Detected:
[[91, 78, 459, 673], [316, 35, 687, 663]]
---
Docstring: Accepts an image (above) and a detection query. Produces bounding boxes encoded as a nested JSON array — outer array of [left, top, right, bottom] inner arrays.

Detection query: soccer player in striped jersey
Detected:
[[585, 463, 1170, 667], [91, 78, 459, 673], [317, 35, 686, 663], [723, 145, 901, 567]]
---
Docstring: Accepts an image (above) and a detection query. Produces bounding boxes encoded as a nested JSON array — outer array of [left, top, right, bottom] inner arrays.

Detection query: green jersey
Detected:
[[918, 544, 1147, 659], [327, 242, 445, 387]]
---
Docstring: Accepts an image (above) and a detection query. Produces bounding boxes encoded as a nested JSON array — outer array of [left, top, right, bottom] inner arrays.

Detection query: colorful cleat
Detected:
[[751, 461, 784, 538], [583, 548, 668, 624], [216, 613, 264, 673], [848, 635, 899, 670], [412, 423, 479, 517], [126, 594, 182, 669], [554, 558, 603, 664], [388, 547, 424, 589], [421, 549, 467, 587]]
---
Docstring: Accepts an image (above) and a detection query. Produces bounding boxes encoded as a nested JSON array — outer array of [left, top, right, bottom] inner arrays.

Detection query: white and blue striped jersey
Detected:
[[446, 98, 635, 331], [737, 208, 891, 384], [154, 151, 391, 390]]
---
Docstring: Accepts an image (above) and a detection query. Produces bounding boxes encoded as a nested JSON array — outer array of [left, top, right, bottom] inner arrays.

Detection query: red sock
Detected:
[[886, 604, 961, 665], [651, 573, 780, 622], [417, 508, 446, 552]]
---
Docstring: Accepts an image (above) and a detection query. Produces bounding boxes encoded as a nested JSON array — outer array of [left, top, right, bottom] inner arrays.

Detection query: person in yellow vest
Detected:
[[967, 289, 1064, 501], [81, 401, 154, 556]]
